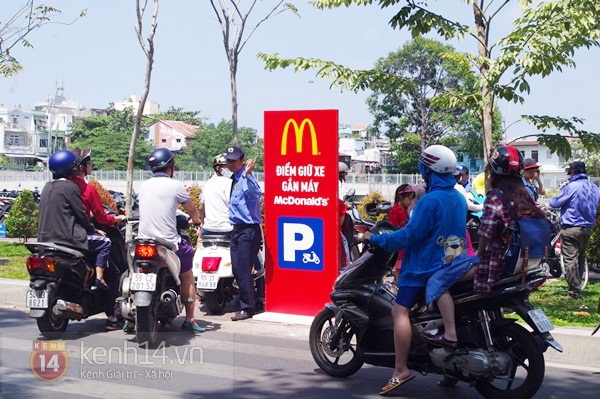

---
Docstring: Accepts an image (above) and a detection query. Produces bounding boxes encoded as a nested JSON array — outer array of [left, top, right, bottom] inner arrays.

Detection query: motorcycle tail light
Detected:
[[201, 257, 221, 272], [135, 244, 158, 259], [26, 256, 56, 273]]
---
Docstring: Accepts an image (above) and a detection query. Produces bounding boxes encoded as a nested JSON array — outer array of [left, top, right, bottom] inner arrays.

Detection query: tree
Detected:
[[5, 190, 38, 242], [150, 106, 205, 126], [70, 107, 154, 170], [259, 0, 600, 165], [367, 37, 500, 161], [187, 119, 264, 171], [126, 0, 159, 241], [0, 1, 85, 76], [208, 0, 298, 145]]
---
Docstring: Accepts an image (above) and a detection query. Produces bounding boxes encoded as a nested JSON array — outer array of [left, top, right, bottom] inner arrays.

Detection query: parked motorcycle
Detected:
[[193, 231, 265, 315], [309, 221, 562, 399], [25, 225, 127, 338]]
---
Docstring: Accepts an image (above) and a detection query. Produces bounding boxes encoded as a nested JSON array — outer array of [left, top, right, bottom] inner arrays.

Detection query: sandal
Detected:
[[379, 374, 415, 395]]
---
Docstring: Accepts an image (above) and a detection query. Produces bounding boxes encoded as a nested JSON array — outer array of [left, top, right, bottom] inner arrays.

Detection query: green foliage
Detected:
[[586, 212, 600, 265], [527, 279, 600, 327], [188, 120, 264, 171], [1, 3, 85, 77], [150, 107, 206, 126], [388, 134, 420, 173], [70, 107, 154, 169], [179, 183, 202, 246], [0, 243, 29, 280], [5, 190, 38, 242], [261, 0, 600, 161]]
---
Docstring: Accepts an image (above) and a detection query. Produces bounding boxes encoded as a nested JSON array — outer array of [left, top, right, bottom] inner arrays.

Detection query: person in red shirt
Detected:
[[70, 151, 126, 330], [388, 184, 416, 281]]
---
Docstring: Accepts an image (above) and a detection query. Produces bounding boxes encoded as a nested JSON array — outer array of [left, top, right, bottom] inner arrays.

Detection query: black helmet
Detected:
[[148, 148, 175, 172], [212, 153, 227, 168], [489, 145, 523, 176], [49, 150, 78, 178]]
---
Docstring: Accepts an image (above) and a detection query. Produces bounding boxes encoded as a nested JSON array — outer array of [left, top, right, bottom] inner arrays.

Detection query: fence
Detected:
[[1, 170, 598, 201]]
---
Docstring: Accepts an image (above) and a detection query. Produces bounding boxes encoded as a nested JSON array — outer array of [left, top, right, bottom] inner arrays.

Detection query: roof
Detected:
[[154, 120, 198, 138], [352, 123, 367, 131]]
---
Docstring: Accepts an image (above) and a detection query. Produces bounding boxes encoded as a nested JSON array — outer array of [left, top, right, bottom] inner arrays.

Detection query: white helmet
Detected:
[[419, 145, 457, 174], [339, 162, 349, 173]]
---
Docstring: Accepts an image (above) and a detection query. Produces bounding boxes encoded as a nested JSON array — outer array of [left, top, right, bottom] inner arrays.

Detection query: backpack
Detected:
[[493, 189, 551, 277]]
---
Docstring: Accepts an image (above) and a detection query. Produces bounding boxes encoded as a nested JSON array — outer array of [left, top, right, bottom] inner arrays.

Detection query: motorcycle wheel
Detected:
[[309, 308, 363, 378], [36, 296, 69, 339], [205, 279, 233, 315], [474, 323, 544, 399], [136, 305, 159, 348]]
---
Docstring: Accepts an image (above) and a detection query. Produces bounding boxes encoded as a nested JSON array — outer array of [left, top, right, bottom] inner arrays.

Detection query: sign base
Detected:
[[252, 312, 314, 326]]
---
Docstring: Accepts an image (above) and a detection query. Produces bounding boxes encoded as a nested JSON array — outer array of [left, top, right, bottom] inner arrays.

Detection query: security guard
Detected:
[[225, 146, 263, 321]]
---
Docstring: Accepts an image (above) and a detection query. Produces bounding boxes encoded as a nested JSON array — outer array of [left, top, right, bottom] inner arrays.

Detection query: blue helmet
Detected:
[[49, 150, 78, 178], [148, 148, 175, 172]]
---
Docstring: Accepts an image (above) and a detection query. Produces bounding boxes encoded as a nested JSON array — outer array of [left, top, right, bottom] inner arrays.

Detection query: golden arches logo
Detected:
[[281, 118, 319, 156]]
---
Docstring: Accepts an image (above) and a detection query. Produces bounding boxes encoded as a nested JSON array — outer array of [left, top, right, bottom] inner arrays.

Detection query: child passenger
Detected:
[[388, 184, 416, 280]]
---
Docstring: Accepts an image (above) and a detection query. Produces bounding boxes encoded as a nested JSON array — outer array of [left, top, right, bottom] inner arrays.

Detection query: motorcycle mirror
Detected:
[[347, 188, 356, 197], [352, 207, 362, 221]]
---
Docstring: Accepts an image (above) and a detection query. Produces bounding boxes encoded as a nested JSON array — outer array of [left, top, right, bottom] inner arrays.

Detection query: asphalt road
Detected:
[[1, 286, 600, 399]]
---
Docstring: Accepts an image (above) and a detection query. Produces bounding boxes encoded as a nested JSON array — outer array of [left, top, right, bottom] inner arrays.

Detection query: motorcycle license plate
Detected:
[[26, 290, 48, 308], [130, 273, 157, 291], [197, 274, 219, 290], [528, 308, 554, 333]]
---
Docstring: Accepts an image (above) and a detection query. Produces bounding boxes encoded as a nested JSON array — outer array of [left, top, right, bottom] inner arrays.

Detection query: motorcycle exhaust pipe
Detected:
[[160, 289, 178, 303], [55, 299, 85, 319]]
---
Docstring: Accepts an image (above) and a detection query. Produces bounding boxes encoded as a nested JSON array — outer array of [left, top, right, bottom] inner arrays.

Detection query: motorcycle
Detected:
[[24, 225, 127, 338], [193, 230, 265, 315], [118, 214, 190, 347], [309, 221, 562, 399]]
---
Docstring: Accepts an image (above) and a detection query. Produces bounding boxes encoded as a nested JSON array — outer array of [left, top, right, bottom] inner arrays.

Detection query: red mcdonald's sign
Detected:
[[264, 110, 339, 317]]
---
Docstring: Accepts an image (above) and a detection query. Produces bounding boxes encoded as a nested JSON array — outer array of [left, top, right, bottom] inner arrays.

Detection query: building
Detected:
[[114, 95, 160, 116], [0, 103, 47, 168], [1, 87, 82, 167], [146, 120, 198, 151]]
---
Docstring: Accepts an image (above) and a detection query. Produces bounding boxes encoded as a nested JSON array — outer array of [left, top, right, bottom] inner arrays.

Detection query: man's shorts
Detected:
[[177, 239, 195, 274]]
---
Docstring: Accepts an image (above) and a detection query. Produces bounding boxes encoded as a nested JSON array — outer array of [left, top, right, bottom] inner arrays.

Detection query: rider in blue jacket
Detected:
[[364, 145, 468, 394]]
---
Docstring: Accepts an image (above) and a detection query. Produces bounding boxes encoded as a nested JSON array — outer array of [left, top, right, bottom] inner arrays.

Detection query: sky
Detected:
[[1, 0, 599, 140]]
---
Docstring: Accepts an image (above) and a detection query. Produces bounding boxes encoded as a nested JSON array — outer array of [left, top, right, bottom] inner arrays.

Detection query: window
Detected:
[[39, 139, 48, 148], [531, 150, 538, 162], [176, 138, 181, 143], [8, 135, 22, 146], [161, 138, 167, 143]]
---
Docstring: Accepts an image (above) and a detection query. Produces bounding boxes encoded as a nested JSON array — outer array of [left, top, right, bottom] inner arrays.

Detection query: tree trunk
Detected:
[[230, 63, 239, 146], [126, 0, 158, 241], [473, 2, 493, 188]]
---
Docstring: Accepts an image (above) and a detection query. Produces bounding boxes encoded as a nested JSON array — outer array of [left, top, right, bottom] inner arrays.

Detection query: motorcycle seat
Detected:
[[449, 264, 546, 298], [25, 242, 85, 258]]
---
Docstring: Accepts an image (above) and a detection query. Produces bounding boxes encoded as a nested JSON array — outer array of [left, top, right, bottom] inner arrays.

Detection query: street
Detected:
[[1, 305, 599, 399]]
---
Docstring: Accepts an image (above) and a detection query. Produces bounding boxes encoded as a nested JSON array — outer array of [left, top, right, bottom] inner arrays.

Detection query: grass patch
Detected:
[[0, 242, 30, 280], [505, 278, 600, 328]]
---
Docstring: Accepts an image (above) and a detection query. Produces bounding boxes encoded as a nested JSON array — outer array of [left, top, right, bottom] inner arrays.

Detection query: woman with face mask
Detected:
[[197, 154, 234, 238]]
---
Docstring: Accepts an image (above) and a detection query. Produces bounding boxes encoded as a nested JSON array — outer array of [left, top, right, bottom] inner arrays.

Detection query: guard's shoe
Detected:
[[231, 310, 253, 321]]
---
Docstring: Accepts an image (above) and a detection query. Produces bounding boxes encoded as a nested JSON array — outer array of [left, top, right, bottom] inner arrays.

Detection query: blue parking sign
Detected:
[[277, 216, 324, 271], [0, 223, 6, 238]]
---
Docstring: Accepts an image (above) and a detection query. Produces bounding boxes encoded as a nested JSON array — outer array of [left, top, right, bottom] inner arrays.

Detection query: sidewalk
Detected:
[[1, 277, 599, 370]]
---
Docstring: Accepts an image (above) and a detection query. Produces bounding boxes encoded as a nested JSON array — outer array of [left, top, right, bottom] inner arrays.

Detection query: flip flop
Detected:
[[379, 374, 415, 395]]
